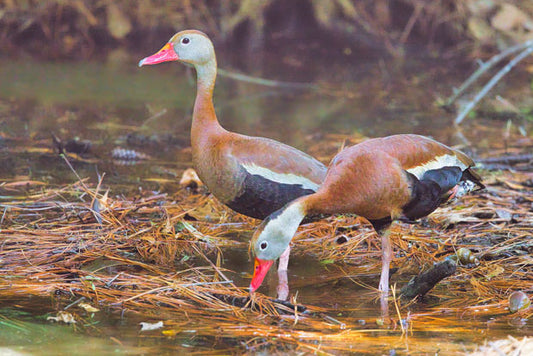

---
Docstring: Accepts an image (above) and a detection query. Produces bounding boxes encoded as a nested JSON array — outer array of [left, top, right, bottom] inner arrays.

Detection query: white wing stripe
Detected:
[[242, 163, 320, 191], [406, 154, 467, 179]]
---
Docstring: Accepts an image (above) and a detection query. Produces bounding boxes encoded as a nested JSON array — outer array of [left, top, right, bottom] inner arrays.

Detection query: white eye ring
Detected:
[[181, 37, 190, 45], [259, 241, 268, 250]]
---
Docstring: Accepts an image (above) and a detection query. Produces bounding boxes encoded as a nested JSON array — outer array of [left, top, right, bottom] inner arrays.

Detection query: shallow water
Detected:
[[0, 49, 531, 354], [1, 252, 531, 355]]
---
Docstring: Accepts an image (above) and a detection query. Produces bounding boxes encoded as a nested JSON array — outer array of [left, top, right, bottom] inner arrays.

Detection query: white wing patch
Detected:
[[242, 163, 320, 191], [407, 154, 467, 179]]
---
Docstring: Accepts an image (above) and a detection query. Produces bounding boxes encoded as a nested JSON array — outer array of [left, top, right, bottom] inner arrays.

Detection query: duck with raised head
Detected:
[[139, 30, 327, 273], [249, 134, 484, 301]]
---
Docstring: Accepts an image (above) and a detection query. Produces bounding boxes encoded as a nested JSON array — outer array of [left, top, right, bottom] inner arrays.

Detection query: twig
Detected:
[[141, 109, 168, 129], [400, 258, 457, 299], [90, 172, 106, 225], [0, 206, 7, 227], [454, 45, 533, 125], [120, 281, 234, 304], [64, 296, 86, 310], [191, 244, 233, 284], [60, 154, 91, 192], [479, 154, 533, 165], [391, 284, 405, 334], [445, 40, 533, 108], [120, 286, 172, 303], [105, 272, 123, 287], [218, 68, 318, 90], [399, 2, 423, 45], [181, 280, 233, 288]]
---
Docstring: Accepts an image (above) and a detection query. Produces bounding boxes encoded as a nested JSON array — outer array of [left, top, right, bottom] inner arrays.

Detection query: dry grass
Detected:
[[0, 130, 531, 353]]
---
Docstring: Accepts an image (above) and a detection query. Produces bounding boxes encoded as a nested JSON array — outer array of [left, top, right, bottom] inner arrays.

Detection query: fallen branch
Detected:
[[479, 154, 533, 165], [217, 68, 318, 90], [444, 40, 533, 108], [454, 45, 533, 125], [400, 259, 457, 299]]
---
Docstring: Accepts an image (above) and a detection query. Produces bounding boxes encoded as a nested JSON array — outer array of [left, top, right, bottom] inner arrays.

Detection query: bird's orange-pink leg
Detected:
[[379, 228, 392, 317], [379, 231, 392, 294], [278, 245, 291, 271], [276, 245, 291, 300]]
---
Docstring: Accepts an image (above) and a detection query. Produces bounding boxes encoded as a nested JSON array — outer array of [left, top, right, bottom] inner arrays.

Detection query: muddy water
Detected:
[[0, 51, 531, 354]]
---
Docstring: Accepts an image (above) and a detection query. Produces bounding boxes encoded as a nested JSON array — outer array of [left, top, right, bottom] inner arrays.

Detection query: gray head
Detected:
[[250, 200, 307, 292], [138, 30, 216, 67]]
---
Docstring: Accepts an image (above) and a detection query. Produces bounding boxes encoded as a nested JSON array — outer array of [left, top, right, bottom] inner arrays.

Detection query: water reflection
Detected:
[[0, 54, 479, 191], [0, 51, 531, 354]]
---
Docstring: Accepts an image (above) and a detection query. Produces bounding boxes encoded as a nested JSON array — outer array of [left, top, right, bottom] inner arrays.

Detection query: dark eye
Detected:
[[260, 241, 268, 250], [181, 37, 190, 45]]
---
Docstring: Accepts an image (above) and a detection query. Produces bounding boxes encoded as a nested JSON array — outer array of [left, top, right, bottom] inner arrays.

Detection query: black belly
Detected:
[[369, 167, 465, 232], [402, 166, 464, 221], [225, 173, 316, 219]]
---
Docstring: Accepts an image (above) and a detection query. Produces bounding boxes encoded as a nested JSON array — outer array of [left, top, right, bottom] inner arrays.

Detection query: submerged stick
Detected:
[[445, 40, 533, 108], [400, 258, 457, 299], [60, 154, 91, 192], [479, 154, 533, 165], [218, 68, 318, 90], [212, 293, 307, 314], [454, 45, 533, 125]]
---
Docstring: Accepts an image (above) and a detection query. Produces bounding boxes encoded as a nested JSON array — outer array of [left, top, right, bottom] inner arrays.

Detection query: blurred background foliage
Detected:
[[1, 0, 533, 59]]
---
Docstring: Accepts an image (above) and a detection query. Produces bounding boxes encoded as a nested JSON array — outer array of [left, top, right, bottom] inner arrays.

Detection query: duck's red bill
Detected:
[[138, 42, 178, 67], [249, 258, 274, 293]]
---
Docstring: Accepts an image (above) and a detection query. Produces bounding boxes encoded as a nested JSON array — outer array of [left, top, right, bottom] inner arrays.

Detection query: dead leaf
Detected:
[[79, 302, 100, 313], [47, 311, 76, 324], [162, 329, 181, 336], [186, 200, 224, 222], [180, 168, 203, 189], [495, 209, 513, 221], [468, 17, 494, 43], [139, 321, 164, 331], [107, 3, 132, 40], [161, 215, 174, 235], [491, 3, 531, 32]]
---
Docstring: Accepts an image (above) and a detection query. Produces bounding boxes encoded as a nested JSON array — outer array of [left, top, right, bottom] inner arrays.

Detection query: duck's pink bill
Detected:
[[138, 42, 178, 67], [249, 258, 274, 293]]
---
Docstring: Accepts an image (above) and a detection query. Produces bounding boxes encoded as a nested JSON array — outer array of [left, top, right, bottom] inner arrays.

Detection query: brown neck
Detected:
[[191, 60, 225, 150]]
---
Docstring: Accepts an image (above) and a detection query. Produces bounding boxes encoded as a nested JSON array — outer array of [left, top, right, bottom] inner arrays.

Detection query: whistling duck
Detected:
[[139, 30, 327, 219], [250, 134, 484, 299]]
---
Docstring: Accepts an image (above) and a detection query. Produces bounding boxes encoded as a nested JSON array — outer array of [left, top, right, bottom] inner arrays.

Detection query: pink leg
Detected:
[[278, 245, 290, 271], [379, 229, 392, 317], [379, 228, 392, 318], [277, 269, 289, 301], [277, 246, 291, 300], [379, 231, 392, 294]]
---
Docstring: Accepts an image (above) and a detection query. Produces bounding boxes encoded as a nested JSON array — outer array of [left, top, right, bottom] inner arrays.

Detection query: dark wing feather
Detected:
[[421, 166, 463, 193], [226, 170, 316, 219], [401, 172, 444, 221]]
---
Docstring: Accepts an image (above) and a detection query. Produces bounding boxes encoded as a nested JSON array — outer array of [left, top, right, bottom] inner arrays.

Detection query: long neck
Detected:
[[191, 59, 223, 142], [266, 198, 309, 252]]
